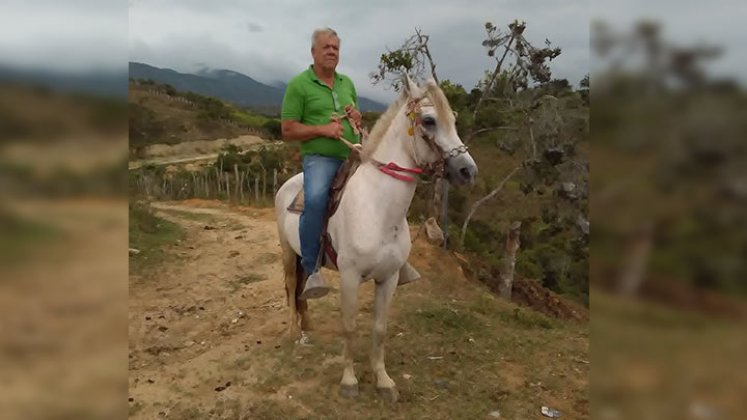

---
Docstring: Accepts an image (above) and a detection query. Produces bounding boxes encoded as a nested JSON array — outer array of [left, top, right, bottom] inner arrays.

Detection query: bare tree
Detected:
[[458, 20, 565, 249]]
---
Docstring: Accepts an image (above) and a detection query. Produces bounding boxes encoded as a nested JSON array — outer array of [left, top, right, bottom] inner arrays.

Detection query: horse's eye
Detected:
[[422, 116, 436, 127]]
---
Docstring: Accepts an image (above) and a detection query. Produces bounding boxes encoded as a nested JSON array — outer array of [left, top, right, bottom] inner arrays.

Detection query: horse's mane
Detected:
[[360, 92, 407, 160], [360, 80, 454, 160], [423, 79, 456, 129]]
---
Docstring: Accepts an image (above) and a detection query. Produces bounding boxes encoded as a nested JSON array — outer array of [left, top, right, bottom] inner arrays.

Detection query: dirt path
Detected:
[[129, 201, 291, 416], [130, 200, 375, 418]]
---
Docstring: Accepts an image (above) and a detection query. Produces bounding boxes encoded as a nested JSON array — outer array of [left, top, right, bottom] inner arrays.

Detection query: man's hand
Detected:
[[344, 104, 362, 127], [319, 120, 343, 139]]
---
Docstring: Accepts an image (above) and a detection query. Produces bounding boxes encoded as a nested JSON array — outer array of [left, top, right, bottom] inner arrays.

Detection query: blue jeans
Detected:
[[300, 154, 343, 274]]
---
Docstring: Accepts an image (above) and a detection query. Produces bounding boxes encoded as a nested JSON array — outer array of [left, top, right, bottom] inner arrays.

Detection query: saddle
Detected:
[[287, 154, 362, 269]]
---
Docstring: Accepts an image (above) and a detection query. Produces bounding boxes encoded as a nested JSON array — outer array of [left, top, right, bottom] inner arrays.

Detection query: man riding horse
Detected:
[[280, 27, 419, 300]]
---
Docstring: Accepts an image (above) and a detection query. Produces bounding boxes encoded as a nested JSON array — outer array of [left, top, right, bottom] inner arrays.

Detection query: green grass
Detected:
[[467, 292, 558, 329], [231, 109, 271, 127], [128, 202, 183, 274], [234, 289, 587, 419]]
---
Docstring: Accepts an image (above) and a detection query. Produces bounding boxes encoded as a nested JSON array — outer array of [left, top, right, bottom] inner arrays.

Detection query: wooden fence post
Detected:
[[499, 221, 522, 300], [234, 164, 240, 201], [262, 169, 267, 199], [273, 169, 278, 195]]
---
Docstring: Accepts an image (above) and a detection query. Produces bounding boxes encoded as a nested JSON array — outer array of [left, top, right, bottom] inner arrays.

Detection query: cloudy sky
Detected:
[[592, 0, 747, 83], [128, 0, 590, 103], [1, 1, 742, 102]]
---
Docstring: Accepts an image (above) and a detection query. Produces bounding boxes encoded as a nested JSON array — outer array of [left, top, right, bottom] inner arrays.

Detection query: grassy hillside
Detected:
[[129, 80, 280, 157], [407, 84, 590, 306]]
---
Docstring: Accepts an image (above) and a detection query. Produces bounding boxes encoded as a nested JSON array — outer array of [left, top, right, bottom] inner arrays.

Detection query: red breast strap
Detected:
[[377, 162, 423, 182]]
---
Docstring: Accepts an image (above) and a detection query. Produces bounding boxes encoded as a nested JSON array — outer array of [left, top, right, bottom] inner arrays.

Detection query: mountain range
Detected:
[[128, 62, 386, 113]]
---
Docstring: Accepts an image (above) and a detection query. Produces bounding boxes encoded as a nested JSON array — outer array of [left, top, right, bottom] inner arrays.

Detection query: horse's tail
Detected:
[[279, 233, 308, 336]]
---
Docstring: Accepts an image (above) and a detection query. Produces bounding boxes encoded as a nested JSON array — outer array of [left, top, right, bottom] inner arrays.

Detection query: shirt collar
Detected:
[[307, 65, 342, 84]]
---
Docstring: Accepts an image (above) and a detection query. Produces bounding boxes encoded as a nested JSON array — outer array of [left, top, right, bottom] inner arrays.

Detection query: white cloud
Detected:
[[0, 1, 127, 72]]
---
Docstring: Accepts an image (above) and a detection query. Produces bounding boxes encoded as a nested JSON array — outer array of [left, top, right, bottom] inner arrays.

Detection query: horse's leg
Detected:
[[371, 272, 399, 403], [280, 240, 300, 340], [294, 256, 313, 344], [339, 268, 360, 398]]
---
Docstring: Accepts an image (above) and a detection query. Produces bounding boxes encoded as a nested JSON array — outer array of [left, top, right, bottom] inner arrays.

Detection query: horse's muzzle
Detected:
[[444, 154, 478, 186]]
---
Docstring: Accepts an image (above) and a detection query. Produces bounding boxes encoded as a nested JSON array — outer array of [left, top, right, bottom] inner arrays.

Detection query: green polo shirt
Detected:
[[281, 65, 360, 160]]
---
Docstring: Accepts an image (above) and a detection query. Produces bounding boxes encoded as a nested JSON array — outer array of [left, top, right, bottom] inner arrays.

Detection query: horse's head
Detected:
[[402, 75, 478, 186]]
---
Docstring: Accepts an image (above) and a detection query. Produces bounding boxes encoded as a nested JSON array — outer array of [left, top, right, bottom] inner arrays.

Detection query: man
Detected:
[[280, 27, 362, 299]]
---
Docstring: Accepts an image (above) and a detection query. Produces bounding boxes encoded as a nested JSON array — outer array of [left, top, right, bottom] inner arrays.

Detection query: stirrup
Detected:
[[397, 262, 421, 286], [299, 271, 329, 300]]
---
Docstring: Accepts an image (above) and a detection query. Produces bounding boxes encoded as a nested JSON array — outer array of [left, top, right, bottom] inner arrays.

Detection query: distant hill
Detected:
[[128, 62, 386, 113], [128, 80, 278, 157]]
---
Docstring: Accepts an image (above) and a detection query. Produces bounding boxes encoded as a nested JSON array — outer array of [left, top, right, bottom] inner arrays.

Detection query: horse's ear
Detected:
[[402, 73, 419, 97]]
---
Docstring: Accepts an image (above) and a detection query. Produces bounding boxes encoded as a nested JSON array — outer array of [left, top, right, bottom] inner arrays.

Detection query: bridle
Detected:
[[337, 93, 469, 183], [395, 97, 469, 181]]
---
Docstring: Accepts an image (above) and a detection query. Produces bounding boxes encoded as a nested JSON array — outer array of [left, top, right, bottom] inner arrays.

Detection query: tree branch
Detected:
[[465, 31, 518, 144], [470, 126, 518, 138], [459, 165, 521, 248], [415, 27, 439, 83]]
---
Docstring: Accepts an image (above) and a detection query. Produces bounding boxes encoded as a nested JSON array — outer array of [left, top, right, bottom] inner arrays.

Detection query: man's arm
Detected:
[[281, 120, 342, 142]]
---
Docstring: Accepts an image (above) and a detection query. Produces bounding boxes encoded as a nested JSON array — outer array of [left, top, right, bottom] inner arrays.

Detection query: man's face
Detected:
[[311, 33, 340, 71]]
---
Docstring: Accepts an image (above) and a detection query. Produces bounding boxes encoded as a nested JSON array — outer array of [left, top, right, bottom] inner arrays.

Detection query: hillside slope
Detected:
[[129, 81, 276, 154]]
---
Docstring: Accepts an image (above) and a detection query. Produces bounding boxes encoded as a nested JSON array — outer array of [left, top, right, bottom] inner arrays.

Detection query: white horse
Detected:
[[274, 76, 477, 402]]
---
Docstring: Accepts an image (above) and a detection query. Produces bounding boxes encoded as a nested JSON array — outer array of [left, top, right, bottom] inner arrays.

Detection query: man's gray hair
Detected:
[[311, 27, 339, 48]]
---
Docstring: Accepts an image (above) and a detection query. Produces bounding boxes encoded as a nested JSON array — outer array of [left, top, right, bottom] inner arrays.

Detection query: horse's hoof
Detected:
[[377, 386, 399, 403], [339, 384, 359, 399]]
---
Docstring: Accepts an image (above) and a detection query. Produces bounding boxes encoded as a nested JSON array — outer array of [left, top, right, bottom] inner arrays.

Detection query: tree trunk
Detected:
[[255, 177, 260, 203], [499, 221, 522, 300]]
